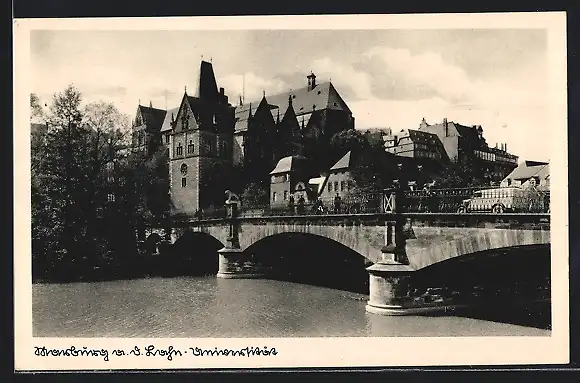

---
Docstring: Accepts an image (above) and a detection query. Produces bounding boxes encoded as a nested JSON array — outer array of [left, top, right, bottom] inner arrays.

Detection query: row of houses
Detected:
[[267, 150, 550, 210], [382, 117, 520, 183]]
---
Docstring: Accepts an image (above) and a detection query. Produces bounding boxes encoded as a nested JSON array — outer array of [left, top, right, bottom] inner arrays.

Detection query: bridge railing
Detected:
[[403, 186, 550, 213], [177, 186, 550, 222], [238, 193, 386, 217]]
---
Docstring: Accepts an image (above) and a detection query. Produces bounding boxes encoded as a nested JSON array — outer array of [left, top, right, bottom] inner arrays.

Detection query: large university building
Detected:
[[130, 60, 355, 217]]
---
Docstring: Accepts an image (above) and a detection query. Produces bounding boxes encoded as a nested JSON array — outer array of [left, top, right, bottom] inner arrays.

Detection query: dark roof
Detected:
[[418, 119, 481, 141], [234, 81, 351, 133], [194, 60, 219, 101], [450, 122, 481, 142], [160, 106, 180, 133], [138, 105, 167, 132]]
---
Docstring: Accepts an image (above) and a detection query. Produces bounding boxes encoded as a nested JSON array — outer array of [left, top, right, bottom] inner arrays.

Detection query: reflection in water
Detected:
[[32, 277, 550, 338], [32, 234, 552, 338]]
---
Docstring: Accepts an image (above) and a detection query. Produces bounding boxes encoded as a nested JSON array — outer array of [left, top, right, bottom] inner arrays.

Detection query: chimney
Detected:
[[504, 143, 507, 152], [307, 72, 317, 91], [443, 118, 448, 137], [219, 87, 224, 96]]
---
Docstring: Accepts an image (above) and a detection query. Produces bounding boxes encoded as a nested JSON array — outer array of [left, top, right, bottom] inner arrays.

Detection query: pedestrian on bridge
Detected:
[[297, 195, 305, 214], [334, 193, 342, 214]]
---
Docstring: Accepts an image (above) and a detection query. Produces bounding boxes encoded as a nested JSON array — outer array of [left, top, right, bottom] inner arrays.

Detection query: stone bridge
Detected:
[[148, 213, 550, 270], [145, 212, 550, 316]]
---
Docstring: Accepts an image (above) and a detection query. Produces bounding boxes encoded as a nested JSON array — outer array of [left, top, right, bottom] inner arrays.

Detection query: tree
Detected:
[[30, 93, 45, 121], [329, 129, 369, 163], [432, 154, 486, 188], [330, 129, 392, 195], [241, 182, 269, 207], [31, 85, 143, 281]]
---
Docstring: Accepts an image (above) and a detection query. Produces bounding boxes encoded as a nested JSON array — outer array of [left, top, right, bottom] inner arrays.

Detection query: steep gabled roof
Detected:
[[160, 106, 180, 133], [503, 161, 550, 182], [137, 105, 167, 132], [234, 81, 350, 133], [270, 155, 308, 174], [194, 60, 220, 101], [330, 151, 352, 171], [450, 122, 481, 142]]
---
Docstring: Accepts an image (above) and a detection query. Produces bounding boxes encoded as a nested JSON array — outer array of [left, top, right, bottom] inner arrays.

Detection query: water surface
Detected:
[[32, 277, 550, 338]]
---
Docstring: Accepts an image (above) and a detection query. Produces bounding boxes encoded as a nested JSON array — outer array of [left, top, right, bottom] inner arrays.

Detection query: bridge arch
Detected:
[[405, 226, 551, 270], [236, 221, 387, 264], [170, 230, 225, 276], [409, 244, 551, 322], [246, 232, 371, 294]]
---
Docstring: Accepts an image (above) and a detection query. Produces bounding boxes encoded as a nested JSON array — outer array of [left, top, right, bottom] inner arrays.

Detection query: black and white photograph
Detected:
[[14, 13, 569, 370]]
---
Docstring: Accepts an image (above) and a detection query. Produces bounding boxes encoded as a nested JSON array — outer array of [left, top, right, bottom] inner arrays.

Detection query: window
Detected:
[[181, 177, 187, 187], [187, 140, 194, 154], [334, 182, 339, 192], [176, 143, 183, 156], [340, 181, 345, 192], [107, 193, 115, 202], [328, 182, 333, 193], [165, 134, 170, 144], [272, 192, 277, 202], [285, 174, 290, 182], [283, 191, 288, 200], [220, 142, 227, 157]]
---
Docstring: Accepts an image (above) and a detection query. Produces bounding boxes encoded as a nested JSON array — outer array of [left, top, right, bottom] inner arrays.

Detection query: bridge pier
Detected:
[[365, 262, 415, 315], [365, 210, 420, 316], [216, 191, 264, 279], [216, 248, 264, 279]]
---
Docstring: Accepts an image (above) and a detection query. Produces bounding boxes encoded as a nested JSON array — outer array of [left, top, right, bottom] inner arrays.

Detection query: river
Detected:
[[32, 276, 551, 338]]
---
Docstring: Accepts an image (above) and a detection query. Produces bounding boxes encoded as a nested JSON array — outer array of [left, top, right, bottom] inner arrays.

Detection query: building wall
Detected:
[[170, 155, 200, 216], [439, 136, 460, 162], [319, 170, 353, 200], [233, 133, 245, 166], [270, 174, 291, 207]]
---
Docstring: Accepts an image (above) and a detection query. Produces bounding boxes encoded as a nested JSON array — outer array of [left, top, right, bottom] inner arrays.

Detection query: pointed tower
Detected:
[[194, 60, 219, 102], [169, 60, 235, 217]]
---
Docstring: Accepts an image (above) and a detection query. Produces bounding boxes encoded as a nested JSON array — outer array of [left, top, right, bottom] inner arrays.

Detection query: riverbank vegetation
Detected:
[[31, 85, 174, 283]]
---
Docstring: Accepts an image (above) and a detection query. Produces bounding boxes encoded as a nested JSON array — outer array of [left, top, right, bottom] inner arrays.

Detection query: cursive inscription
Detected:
[[34, 346, 110, 361], [33, 345, 279, 361]]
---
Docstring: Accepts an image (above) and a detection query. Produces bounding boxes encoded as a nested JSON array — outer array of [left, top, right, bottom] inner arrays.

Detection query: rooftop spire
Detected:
[[195, 60, 219, 100]]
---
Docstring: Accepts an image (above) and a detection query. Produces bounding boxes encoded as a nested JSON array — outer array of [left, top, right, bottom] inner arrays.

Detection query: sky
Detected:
[[30, 29, 550, 162]]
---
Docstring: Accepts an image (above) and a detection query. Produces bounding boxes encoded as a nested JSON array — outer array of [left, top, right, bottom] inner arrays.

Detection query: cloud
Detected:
[[300, 47, 549, 162], [219, 72, 288, 104]]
